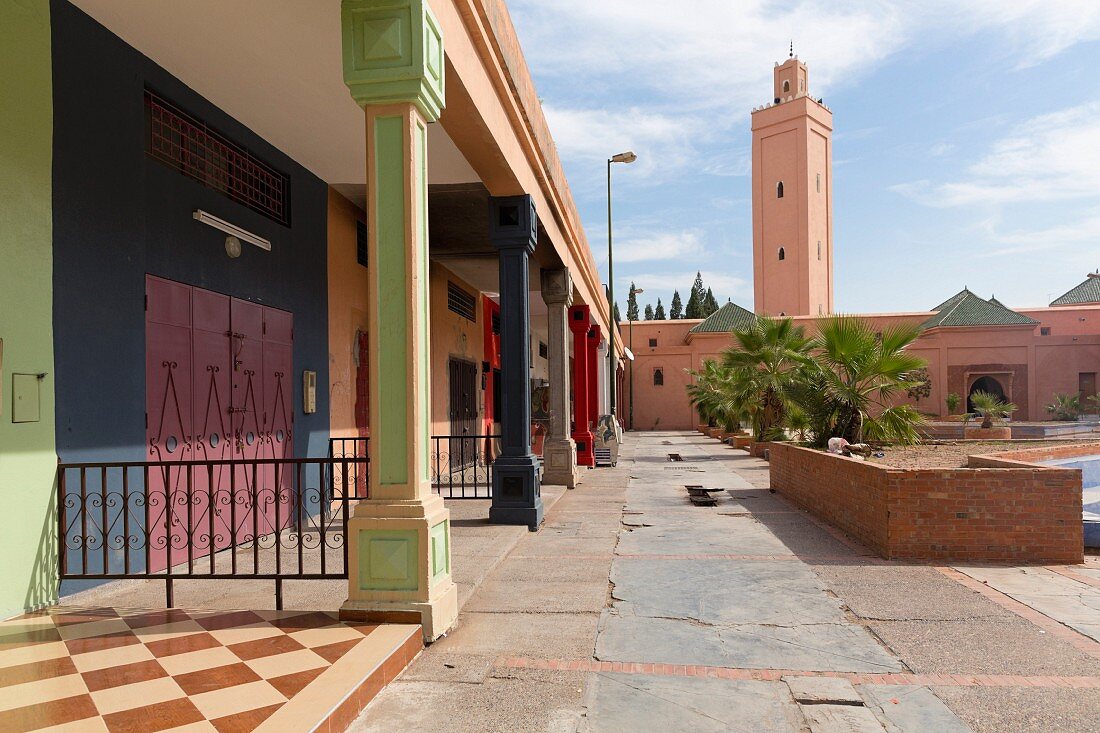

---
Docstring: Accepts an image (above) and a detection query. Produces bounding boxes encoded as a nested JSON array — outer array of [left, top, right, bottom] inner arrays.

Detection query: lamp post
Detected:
[[607, 150, 636, 421], [628, 286, 644, 430]]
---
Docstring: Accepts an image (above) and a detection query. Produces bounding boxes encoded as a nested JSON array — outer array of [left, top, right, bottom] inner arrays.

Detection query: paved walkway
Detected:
[[356, 431, 1100, 733]]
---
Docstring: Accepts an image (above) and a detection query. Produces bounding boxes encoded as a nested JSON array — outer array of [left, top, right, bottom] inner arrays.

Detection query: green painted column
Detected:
[[339, 0, 457, 641], [0, 0, 57, 620]]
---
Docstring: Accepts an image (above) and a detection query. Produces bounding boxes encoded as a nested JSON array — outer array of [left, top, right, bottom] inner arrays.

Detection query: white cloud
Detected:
[[929, 142, 955, 156], [614, 229, 706, 264], [893, 101, 1100, 206]]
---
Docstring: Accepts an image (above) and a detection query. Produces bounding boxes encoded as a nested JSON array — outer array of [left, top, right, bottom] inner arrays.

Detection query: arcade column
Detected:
[[488, 195, 542, 529], [540, 269, 578, 488], [339, 0, 457, 641], [569, 305, 594, 467]]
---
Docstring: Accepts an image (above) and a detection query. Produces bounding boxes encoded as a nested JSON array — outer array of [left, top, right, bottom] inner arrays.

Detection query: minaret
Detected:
[[751, 52, 834, 317]]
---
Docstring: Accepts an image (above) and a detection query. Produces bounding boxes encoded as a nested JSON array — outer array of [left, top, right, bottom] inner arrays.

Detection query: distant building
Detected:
[[623, 58, 1100, 430]]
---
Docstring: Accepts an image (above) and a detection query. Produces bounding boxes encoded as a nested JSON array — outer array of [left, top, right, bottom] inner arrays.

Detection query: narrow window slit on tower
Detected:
[[777, 181, 784, 198], [778, 247, 785, 261]]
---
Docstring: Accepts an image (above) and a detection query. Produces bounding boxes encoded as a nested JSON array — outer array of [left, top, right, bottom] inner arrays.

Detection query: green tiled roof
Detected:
[[1050, 275, 1100, 306], [688, 301, 757, 334], [922, 289, 1038, 329]]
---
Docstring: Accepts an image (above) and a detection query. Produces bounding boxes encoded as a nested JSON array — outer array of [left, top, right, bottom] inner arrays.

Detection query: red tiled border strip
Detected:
[[936, 567, 1100, 661], [496, 657, 1100, 688]]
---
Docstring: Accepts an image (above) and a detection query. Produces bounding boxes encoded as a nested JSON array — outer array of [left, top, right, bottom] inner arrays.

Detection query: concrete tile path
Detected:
[[354, 431, 1100, 732]]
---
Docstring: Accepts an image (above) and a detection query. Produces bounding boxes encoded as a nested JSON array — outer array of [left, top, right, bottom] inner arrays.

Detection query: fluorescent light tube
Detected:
[[193, 210, 272, 251]]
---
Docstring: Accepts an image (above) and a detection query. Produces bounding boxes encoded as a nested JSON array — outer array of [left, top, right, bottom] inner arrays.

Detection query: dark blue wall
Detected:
[[51, 0, 330, 464]]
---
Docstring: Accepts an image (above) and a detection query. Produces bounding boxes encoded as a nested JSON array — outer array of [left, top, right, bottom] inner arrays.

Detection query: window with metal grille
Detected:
[[447, 281, 476, 322], [144, 90, 291, 226], [653, 368, 664, 386], [356, 220, 368, 267], [648, 338, 657, 348]]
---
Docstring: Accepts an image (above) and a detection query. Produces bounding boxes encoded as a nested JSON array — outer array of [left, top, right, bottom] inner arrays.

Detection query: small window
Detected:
[[447, 281, 476, 322], [356, 220, 368, 268], [778, 247, 785, 261], [653, 368, 664, 386], [538, 341, 548, 359], [776, 181, 784, 198], [648, 338, 657, 348], [817, 240, 821, 260], [782, 80, 790, 93], [816, 173, 821, 193], [1040, 326, 1051, 336], [799, 79, 804, 91]]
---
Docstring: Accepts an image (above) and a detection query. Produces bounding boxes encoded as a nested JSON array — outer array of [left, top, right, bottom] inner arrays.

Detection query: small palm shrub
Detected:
[[966, 391, 1017, 429], [1046, 393, 1081, 421], [945, 392, 961, 414]]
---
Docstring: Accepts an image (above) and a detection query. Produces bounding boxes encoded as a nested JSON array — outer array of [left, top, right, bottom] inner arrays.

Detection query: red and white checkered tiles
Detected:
[[0, 606, 421, 732]]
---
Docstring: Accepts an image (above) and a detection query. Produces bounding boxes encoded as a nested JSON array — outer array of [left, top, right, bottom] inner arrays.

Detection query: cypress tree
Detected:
[[703, 287, 719, 316], [626, 282, 640, 321], [643, 304, 654, 320], [654, 298, 666, 320], [670, 290, 683, 319], [685, 289, 703, 319]]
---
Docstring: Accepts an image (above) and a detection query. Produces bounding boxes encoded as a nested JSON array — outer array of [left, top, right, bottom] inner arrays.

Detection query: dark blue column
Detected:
[[488, 194, 543, 530]]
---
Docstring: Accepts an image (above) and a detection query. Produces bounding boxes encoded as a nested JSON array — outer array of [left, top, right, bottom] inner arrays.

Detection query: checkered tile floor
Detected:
[[0, 606, 421, 732]]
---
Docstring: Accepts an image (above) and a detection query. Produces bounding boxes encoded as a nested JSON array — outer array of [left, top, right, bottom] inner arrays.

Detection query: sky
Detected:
[[507, 0, 1100, 316]]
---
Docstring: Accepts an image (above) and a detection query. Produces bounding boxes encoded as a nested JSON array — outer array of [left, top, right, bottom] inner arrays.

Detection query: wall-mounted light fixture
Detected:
[[193, 210, 271, 251]]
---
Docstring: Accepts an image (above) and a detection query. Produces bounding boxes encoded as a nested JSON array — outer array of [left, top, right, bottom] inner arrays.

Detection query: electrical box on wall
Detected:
[[303, 370, 316, 414]]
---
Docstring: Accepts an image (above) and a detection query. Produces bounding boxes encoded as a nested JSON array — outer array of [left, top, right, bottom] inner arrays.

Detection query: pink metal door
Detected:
[[261, 307, 295, 530], [191, 288, 233, 559], [228, 298, 267, 546], [145, 277, 194, 573]]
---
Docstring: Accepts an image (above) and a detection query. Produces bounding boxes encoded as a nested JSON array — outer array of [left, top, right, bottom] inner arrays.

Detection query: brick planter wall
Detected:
[[768, 442, 1083, 564]]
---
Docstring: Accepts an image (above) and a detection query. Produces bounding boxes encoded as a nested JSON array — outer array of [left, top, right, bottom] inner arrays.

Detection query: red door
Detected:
[[145, 276, 293, 573]]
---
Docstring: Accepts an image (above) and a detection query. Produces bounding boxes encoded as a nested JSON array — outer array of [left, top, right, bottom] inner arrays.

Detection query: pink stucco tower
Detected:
[[751, 55, 834, 317]]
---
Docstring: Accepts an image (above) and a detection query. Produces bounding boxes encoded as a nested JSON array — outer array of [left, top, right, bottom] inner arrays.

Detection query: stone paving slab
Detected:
[[610, 559, 848, 626], [858, 685, 973, 733], [784, 675, 863, 704], [579, 673, 805, 733], [802, 703, 886, 733], [596, 614, 902, 673], [955, 566, 1100, 642]]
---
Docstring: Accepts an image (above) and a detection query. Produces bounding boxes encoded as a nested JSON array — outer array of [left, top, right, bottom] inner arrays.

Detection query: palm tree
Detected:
[[721, 317, 812, 441], [967, 390, 1017, 429], [685, 359, 743, 431], [1045, 393, 1080, 421], [808, 316, 926, 444]]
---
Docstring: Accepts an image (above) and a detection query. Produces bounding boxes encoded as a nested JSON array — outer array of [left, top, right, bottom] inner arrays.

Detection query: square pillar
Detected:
[[569, 305, 594, 467], [488, 195, 542, 529], [587, 324, 602, 431], [540, 269, 578, 488], [339, 0, 457, 641]]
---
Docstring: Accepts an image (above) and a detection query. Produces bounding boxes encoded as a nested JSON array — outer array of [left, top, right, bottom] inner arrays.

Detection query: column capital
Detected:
[[568, 304, 591, 335], [489, 194, 537, 253], [588, 324, 602, 343], [341, 0, 445, 121], [540, 269, 573, 307]]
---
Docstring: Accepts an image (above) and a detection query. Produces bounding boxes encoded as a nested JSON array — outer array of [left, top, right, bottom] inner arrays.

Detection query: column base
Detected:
[[572, 430, 595, 467], [541, 437, 578, 488], [341, 492, 459, 642], [490, 454, 543, 530]]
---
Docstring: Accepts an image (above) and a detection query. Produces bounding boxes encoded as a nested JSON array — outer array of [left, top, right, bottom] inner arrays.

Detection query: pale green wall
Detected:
[[0, 0, 57, 619]]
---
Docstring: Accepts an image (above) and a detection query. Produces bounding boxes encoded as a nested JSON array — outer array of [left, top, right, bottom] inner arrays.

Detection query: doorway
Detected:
[[967, 375, 1007, 413], [145, 275, 294, 571], [448, 357, 479, 469]]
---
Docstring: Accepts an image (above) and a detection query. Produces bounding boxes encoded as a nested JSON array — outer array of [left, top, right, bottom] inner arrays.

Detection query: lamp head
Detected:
[[610, 151, 637, 164]]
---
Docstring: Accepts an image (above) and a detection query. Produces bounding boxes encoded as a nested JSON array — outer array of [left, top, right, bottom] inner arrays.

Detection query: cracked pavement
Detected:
[[353, 431, 1100, 732]]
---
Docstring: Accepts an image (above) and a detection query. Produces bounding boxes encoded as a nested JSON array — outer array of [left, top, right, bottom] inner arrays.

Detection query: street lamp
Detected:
[[628, 286, 644, 430], [607, 150, 636, 422]]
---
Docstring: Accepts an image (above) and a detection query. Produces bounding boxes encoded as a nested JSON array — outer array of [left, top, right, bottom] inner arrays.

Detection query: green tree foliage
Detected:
[[684, 289, 702, 318], [670, 290, 683, 319], [654, 298, 666, 320], [643, 304, 654, 320], [685, 315, 928, 446], [1045, 393, 1080, 421], [967, 390, 1017, 429], [906, 367, 932, 403], [703, 288, 719, 316], [613, 302, 621, 323], [626, 282, 640, 321]]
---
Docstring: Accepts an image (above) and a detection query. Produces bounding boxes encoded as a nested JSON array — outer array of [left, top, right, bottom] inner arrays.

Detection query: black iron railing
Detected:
[[431, 433, 500, 498], [329, 436, 369, 501], [58, 456, 365, 609]]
